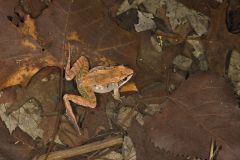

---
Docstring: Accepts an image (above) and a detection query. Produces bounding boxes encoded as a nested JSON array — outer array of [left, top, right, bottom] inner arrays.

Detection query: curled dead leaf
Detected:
[[0, 53, 60, 90], [120, 82, 138, 92]]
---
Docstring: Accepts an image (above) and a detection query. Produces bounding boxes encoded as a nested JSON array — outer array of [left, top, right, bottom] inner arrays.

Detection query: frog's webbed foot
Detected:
[[63, 94, 96, 134], [112, 88, 122, 102], [65, 45, 89, 81]]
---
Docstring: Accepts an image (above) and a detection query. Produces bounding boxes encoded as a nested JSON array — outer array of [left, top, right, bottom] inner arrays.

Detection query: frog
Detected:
[[63, 45, 134, 134]]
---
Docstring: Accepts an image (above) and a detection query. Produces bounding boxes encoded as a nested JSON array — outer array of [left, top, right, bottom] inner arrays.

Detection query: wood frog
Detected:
[[63, 45, 134, 134]]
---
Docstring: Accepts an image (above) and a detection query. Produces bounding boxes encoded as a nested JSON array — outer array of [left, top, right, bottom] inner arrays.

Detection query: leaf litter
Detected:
[[227, 50, 240, 96], [0, 101, 43, 139], [1, 0, 240, 160], [134, 11, 156, 32]]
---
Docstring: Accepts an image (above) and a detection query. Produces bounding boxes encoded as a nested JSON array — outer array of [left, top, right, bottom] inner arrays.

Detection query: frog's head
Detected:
[[115, 65, 134, 87]]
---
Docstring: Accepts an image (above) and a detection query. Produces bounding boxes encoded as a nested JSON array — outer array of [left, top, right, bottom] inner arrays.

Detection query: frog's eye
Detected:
[[123, 77, 128, 81]]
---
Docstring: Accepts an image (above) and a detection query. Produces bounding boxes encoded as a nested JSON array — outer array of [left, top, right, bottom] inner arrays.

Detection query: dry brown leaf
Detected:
[[122, 136, 136, 160], [128, 120, 186, 160], [6, 67, 61, 144], [0, 87, 17, 104], [178, 0, 219, 16], [58, 116, 89, 147], [21, 39, 38, 50], [0, 2, 60, 90], [0, 101, 43, 139], [18, 15, 38, 40], [120, 82, 138, 92], [19, 0, 49, 18], [66, 31, 81, 42], [36, 0, 139, 69], [0, 53, 59, 90], [94, 56, 116, 66], [83, 106, 109, 138], [145, 72, 240, 160], [117, 106, 138, 130], [228, 50, 240, 95], [136, 32, 181, 86], [96, 151, 123, 160], [203, 1, 240, 75], [0, 120, 37, 160]]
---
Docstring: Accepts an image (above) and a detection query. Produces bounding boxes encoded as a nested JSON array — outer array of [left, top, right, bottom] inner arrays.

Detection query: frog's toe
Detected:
[[112, 94, 122, 102], [88, 103, 97, 108]]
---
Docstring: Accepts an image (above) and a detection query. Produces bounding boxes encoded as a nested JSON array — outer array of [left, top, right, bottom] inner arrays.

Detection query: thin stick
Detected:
[[36, 136, 123, 160]]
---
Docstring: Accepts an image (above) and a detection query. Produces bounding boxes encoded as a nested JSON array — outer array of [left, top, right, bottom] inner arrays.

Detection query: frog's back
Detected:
[[81, 66, 121, 86]]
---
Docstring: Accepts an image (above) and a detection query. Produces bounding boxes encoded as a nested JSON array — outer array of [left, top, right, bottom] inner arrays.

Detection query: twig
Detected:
[[87, 148, 110, 159], [208, 139, 221, 160], [45, 0, 74, 159], [36, 136, 123, 160]]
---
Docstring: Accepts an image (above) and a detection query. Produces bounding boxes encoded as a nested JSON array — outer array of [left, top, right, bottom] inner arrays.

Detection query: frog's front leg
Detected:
[[63, 93, 96, 134], [113, 87, 122, 101]]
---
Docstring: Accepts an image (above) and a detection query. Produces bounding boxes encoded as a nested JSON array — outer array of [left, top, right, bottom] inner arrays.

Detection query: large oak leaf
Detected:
[[145, 72, 240, 160], [36, 0, 139, 69], [0, 1, 59, 90]]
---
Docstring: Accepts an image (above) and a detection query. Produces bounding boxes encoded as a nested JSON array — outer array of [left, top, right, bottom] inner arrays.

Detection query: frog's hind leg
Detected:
[[65, 46, 89, 81], [63, 91, 96, 134], [63, 94, 96, 109]]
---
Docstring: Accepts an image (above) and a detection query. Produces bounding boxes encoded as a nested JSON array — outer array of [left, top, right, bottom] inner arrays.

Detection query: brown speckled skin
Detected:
[[63, 45, 133, 134]]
